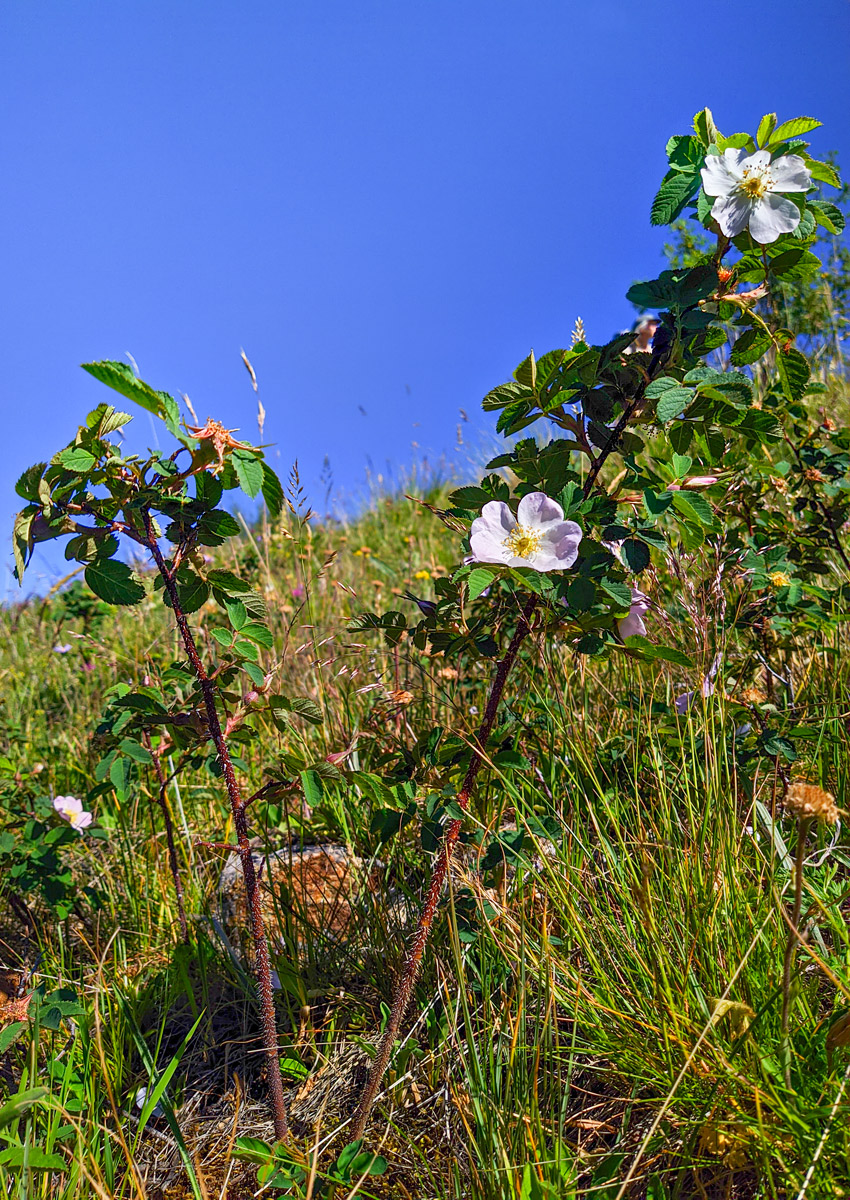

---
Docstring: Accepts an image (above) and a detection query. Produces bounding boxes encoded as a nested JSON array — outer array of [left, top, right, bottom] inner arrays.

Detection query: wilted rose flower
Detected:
[[470, 492, 582, 573], [53, 795, 93, 832]]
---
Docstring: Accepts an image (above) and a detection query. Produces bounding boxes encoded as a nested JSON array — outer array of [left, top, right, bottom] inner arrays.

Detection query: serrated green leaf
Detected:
[[232, 638, 259, 661], [211, 627, 234, 647], [118, 739, 153, 765], [600, 579, 632, 609], [467, 568, 495, 601], [57, 446, 97, 473], [672, 491, 717, 528], [225, 599, 247, 629], [622, 539, 650, 573], [207, 568, 251, 595], [656, 387, 693, 424], [808, 199, 845, 236], [769, 116, 821, 144], [261, 462, 284, 516], [85, 559, 146, 606], [777, 347, 810, 402], [239, 622, 273, 648], [195, 471, 223, 510], [82, 361, 181, 435], [692, 108, 718, 148], [756, 113, 777, 147], [644, 376, 681, 399], [231, 450, 263, 498], [650, 170, 701, 226], [0, 1023, 28, 1056], [730, 328, 772, 366], [15, 462, 47, 501], [805, 157, 840, 188]]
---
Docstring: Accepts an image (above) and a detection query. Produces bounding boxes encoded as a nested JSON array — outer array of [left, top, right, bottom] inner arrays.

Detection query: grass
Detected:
[[1, 466, 849, 1199]]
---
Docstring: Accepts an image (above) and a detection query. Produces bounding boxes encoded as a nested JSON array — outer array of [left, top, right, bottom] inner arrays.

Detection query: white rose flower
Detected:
[[700, 148, 811, 244], [617, 588, 651, 639], [469, 491, 582, 573], [53, 795, 93, 832]]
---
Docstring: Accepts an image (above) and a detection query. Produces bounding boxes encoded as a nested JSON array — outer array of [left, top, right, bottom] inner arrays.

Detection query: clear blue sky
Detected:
[[3, 0, 848, 595]]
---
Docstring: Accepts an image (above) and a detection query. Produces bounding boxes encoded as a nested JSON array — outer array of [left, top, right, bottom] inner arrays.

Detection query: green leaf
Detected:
[[768, 116, 821, 144], [231, 450, 263, 499], [56, 446, 97, 473], [467, 568, 495, 601], [195, 471, 223, 509], [197, 509, 240, 545], [804, 157, 840, 189], [656, 387, 693, 424], [0, 1146, 67, 1171], [225, 599, 247, 629], [650, 170, 701, 226], [672, 491, 717, 528], [119, 739, 153, 765], [600, 579, 632, 609], [0, 1023, 28, 1056], [85, 559, 146, 606], [808, 199, 845, 236], [777, 348, 810, 403], [261, 463, 284, 516], [166, 570, 210, 615], [289, 697, 323, 725], [666, 135, 705, 172], [109, 756, 134, 796], [692, 108, 718, 147], [756, 113, 776, 147], [89, 403, 132, 437], [644, 376, 681, 400], [567, 576, 596, 611], [211, 627, 234, 648], [621, 539, 650, 573], [233, 638, 259, 661], [239, 622, 273, 648], [15, 463, 47, 501], [207, 568, 252, 595], [82, 361, 181, 435], [730, 328, 772, 366]]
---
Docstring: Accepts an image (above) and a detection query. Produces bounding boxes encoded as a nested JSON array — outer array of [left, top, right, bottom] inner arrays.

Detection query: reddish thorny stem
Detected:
[[141, 510, 289, 1140], [142, 729, 190, 944], [351, 385, 646, 1138], [350, 593, 539, 1138]]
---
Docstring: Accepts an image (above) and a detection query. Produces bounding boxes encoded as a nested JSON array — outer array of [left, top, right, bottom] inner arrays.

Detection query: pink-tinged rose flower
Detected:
[[700, 149, 811, 244], [469, 492, 582, 573], [53, 795, 93, 832], [668, 476, 719, 491], [618, 589, 651, 639]]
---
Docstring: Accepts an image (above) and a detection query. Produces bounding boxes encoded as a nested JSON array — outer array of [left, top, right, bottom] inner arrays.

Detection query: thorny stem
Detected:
[[140, 509, 289, 1140], [781, 816, 812, 1088], [142, 730, 190, 944], [350, 593, 539, 1139]]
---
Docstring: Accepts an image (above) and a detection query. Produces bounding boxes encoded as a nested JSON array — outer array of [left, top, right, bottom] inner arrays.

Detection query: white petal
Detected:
[[768, 154, 811, 192], [742, 149, 772, 172], [469, 525, 511, 565], [475, 500, 515, 537], [618, 611, 647, 639], [711, 192, 753, 238], [700, 148, 748, 196], [516, 491, 564, 530], [748, 193, 800, 244], [72, 812, 94, 830]]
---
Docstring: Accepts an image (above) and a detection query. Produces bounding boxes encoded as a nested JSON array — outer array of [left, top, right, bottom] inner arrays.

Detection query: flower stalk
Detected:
[[350, 593, 538, 1139], [141, 509, 289, 1140]]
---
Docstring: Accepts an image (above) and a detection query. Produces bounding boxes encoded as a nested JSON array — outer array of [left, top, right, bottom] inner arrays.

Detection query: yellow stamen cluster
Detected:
[[503, 525, 543, 560], [768, 570, 791, 588], [740, 165, 773, 199], [784, 782, 840, 826]]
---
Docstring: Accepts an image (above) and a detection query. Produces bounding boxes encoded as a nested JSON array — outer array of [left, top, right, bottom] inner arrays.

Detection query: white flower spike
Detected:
[[469, 491, 582, 573], [701, 148, 811, 244], [53, 795, 93, 832]]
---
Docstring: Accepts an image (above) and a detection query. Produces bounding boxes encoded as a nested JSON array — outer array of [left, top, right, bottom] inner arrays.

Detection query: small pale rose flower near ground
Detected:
[[675, 677, 715, 714], [470, 492, 582, 572], [53, 795, 93, 832], [617, 589, 651, 639], [700, 149, 811, 244], [53, 644, 72, 654]]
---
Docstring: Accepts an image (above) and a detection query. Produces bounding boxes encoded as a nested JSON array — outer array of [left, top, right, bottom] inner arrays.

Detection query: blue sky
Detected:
[[2, 0, 848, 596]]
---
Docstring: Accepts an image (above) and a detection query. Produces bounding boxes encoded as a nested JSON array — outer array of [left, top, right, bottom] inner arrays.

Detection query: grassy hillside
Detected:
[[1, 464, 849, 1199]]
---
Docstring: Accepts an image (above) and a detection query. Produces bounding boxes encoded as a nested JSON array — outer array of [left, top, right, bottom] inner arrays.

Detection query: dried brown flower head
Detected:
[[185, 418, 251, 472], [741, 686, 766, 705], [784, 782, 839, 825], [803, 467, 826, 484]]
